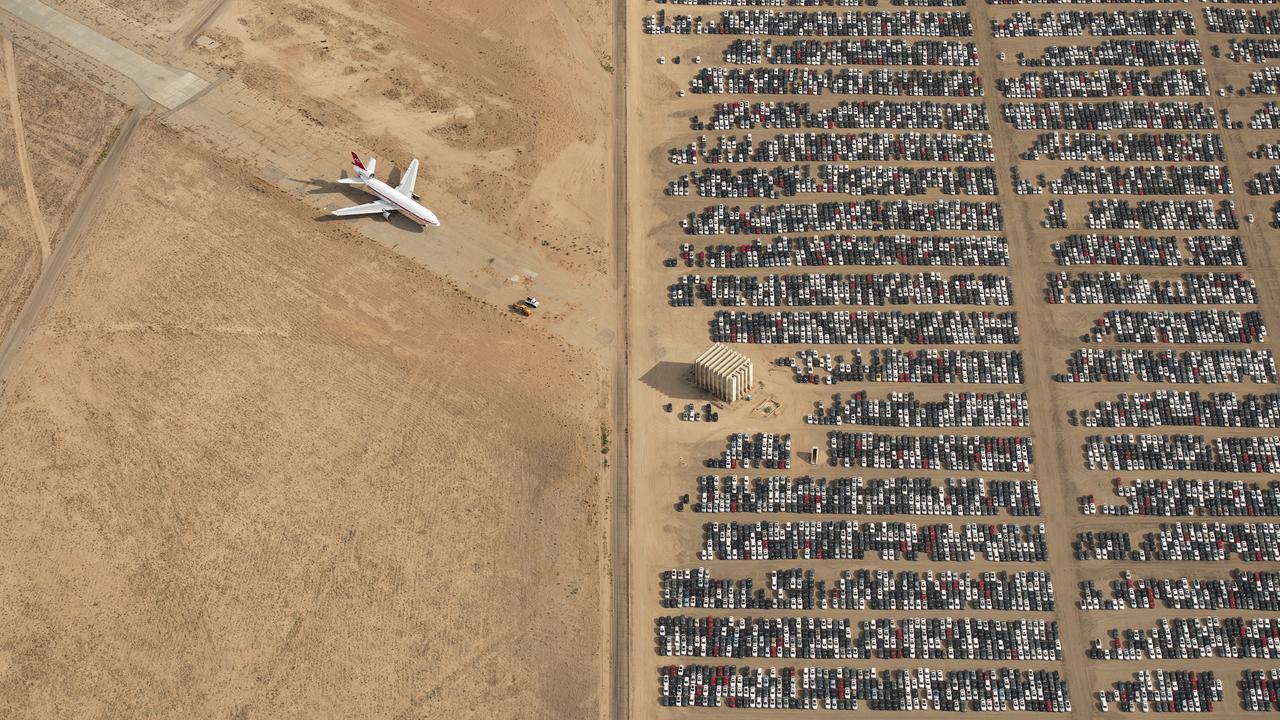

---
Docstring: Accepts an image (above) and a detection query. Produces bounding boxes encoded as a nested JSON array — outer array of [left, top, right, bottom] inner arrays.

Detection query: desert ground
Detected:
[[0, 0, 616, 718], [0, 40, 123, 340], [0, 42, 39, 340]]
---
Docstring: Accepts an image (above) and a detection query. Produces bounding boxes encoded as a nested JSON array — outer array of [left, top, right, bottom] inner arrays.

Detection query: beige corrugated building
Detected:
[[693, 344, 753, 402]]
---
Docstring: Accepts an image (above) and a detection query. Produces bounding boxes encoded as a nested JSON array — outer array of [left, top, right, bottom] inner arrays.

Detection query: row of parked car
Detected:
[[1246, 165, 1280, 195], [670, 164, 998, 199], [999, 68, 1207, 99], [1003, 8, 1193, 37], [656, 615, 1062, 660], [678, 234, 1009, 269], [644, 9, 975, 37], [708, 432, 793, 469], [1078, 569, 1280, 611], [1085, 199, 1239, 230], [991, 9, 1194, 38], [691, 474, 1040, 515], [1050, 234, 1244, 266], [1088, 309, 1265, 344], [725, 37, 979, 65], [1101, 671, 1222, 714], [1251, 142, 1280, 159], [806, 391, 1029, 427], [711, 309, 1020, 345], [783, 348, 1025, 384], [1016, 38, 1202, 68], [1034, 164, 1233, 196], [1025, 132, 1224, 162], [1089, 616, 1280, 660], [654, 0, 956, 4], [1043, 198, 1068, 228], [689, 66, 985, 96], [1001, 101, 1217, 130], [1076, 391, 1280, 429], [674, 131, 994, 166], [1204, 6, 1280, 36], [654, 0, 899, 5], [829, 568, 1055, 611], [827, 432, 1034, 471], [697, 99, 991, 131], [1099, 477, 1280, 517], [684, 199, 1006, 235], [701, 520, 1048, 561], [1228, 37, 1280, 64], [659, 665, 1071, 712], [1242, 670, 1280, 712], [1046, 271, 1257, 305], [661, 567, 1055, 611], [1076, 523, 1280, 562], [1085, 433, 1280, 473], [1249, 101, 1280, 131], [1248, 67, 1280, 95], [672, 271, 1012, 307], [1055, 348, 1276, 384]]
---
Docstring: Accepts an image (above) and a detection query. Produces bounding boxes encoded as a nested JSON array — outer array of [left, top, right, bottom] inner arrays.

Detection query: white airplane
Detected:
[[331, 152, 440, 226]]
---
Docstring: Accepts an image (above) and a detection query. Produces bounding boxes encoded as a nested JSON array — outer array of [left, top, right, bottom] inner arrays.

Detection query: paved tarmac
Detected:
[[0, 0, 206, 108]]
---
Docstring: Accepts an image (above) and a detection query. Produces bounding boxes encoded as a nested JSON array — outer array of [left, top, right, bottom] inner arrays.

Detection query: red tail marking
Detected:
[[351, 152, 366, 171]]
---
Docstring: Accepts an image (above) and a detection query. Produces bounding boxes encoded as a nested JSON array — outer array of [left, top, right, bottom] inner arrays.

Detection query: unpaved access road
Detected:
[[0, 100, 145, 384], [3, 30, 48, 261]]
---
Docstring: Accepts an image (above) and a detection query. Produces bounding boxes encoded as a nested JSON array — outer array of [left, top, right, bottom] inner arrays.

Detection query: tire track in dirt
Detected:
[[0, 101, 147, 386], [171, 0, 229, 54], [3, 31, 48, 262], [609, 0, 631, 718]]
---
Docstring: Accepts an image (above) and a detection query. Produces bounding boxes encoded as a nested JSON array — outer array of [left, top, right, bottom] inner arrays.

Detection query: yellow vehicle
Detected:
[[511, 302, 532, 316]]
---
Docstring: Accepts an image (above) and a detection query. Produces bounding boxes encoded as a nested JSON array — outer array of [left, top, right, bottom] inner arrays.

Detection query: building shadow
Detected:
[[640, 361, 708, 402]]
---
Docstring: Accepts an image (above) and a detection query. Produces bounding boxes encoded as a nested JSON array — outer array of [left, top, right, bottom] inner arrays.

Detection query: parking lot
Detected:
[[628, 0, 1280, 715]]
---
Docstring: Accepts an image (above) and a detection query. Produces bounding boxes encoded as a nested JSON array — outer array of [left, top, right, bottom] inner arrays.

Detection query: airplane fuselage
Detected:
[[361, 175, 440, 226]]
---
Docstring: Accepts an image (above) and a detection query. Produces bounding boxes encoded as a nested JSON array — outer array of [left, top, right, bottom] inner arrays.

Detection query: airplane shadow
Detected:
[[288, 176, 425, 233]]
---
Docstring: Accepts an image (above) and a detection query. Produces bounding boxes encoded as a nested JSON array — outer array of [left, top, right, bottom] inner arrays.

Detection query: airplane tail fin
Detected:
[[351, 151, 375, 178]]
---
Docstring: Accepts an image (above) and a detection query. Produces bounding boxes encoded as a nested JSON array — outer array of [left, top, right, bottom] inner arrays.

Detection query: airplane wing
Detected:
[[397, 159, 419, 198], [331, 199, 395, 216]]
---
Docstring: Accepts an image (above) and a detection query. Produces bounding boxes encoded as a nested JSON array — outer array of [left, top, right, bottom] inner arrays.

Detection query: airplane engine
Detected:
[[382, 210, 391, 220]]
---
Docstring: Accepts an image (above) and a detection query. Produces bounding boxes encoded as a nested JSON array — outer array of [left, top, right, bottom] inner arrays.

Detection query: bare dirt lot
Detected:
[[0, 40, 123, 341], [0, 114, 605, 718], [0, 42, 39, 340], [0, 0, 620, 716], [11, 45, 126, 244]]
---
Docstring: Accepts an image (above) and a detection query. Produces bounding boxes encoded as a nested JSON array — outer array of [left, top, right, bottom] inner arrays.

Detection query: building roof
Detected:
[[695, 344, 751, 375]]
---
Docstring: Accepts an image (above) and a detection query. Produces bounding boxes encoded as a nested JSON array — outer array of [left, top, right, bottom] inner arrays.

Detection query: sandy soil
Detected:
[[0, 42, 122, 344], [0, 119, 605, 719], [176, 0, 614, 274], [12, 46, 126, 243], [0, 43, 39, 340]]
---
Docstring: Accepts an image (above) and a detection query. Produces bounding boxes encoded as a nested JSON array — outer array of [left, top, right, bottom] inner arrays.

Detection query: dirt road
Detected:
[[0, 100, 145, 384], [608, 0, 631, 719], [3, 30, 47, 261], [170, 0, 228, 54]]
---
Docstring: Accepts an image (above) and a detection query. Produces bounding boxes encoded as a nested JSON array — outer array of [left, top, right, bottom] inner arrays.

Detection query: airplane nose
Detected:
[[426, 211, 440, 226]]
